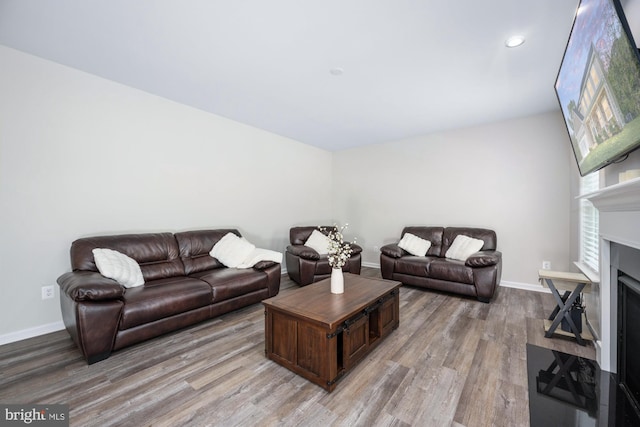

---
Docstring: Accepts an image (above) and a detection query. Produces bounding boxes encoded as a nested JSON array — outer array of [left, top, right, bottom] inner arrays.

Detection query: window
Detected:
[[589, 65, 600, 87], [600, 95, 613, 121], [579, 171, 600, 273]]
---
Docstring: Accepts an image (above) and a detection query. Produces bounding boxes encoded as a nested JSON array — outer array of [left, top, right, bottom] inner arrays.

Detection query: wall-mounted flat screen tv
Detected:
[[555, 0, 640, 176]]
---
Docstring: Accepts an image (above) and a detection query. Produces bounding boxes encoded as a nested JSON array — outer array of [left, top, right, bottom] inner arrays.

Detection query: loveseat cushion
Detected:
[[395, 256, 433, 276], [119, 277, 213, 330], [190, 268, 268, 302], [428, 259, 474, 285]]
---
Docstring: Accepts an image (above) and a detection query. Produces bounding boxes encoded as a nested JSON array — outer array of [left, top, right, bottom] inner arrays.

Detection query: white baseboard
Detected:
[[363, 262, 547, 293], [0, 321, 65, 346], [362, 261, 380, 268]]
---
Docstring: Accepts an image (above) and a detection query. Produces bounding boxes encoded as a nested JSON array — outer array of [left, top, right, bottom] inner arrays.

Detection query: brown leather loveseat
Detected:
[[380, 227, 501, 302], [57, 229, 281, 364]]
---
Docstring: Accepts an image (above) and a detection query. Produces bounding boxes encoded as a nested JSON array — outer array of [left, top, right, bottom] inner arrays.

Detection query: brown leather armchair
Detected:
[[286, 226, 362, 286]]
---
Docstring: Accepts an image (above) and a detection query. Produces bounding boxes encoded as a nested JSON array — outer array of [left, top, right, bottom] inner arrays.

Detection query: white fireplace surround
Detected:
[[582, 177, 640, 372]]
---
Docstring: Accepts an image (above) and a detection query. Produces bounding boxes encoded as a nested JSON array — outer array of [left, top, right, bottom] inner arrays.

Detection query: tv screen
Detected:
[[555, 0, 640, 176]]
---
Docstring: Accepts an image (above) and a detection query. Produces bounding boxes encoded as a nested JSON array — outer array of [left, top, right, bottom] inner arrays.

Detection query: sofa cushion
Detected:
[[92, 248, 144, 288], [175, 229, 237, 275], [119, 277, 213, 329], [70, 233, 185, 281], [191, 268, 268, 302], [428, 259, 474, 284], [398, 233, 431, 256]]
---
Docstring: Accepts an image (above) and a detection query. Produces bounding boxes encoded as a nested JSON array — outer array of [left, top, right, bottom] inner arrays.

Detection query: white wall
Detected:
[[332, 112, 574, 287], [0, 46, 333, 339], [0, 44, 579, 342]]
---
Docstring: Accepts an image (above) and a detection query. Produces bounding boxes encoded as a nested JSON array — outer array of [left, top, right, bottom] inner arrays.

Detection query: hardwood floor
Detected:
[[0, 268, 595, 427]]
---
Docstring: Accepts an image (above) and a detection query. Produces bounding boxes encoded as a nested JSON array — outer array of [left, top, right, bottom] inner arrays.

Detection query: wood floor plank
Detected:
[[0, 267, 596, 426]]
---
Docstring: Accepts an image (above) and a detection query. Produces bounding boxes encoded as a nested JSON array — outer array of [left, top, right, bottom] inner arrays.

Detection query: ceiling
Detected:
[[0, 0, 581, 151]]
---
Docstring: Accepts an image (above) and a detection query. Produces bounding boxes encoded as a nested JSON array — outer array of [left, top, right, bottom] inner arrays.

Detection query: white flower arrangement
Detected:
[[320, 224, 355, 269]]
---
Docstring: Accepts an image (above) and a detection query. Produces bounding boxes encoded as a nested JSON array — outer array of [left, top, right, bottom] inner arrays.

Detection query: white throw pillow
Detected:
[[92, 248, 144, 288], [304, 229, 331, 255], [445, 235, 485, 261], [236, 248, 283, 269], [210, 232, 256, 268], [398, 232, 431, 256]]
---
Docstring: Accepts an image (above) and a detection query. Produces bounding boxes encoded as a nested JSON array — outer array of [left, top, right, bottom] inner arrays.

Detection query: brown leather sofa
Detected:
[[380, 227, 501, 302], [285, 226, 363, 286], [57, 229, 281, 364]]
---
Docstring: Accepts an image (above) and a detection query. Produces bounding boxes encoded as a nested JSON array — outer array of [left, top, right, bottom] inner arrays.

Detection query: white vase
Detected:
[[331, 267, 344, 294]]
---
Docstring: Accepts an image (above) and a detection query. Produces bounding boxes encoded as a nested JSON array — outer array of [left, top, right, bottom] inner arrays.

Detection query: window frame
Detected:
[[579, 171, 600, 274]]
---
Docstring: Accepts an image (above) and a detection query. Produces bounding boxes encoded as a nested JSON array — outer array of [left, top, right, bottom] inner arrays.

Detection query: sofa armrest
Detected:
[[465, 251, 502, 268], [252, 260, 278, 270], [286, 245, 320, 260], [380, 243, 405, 259], [57, 271, 124, 302]]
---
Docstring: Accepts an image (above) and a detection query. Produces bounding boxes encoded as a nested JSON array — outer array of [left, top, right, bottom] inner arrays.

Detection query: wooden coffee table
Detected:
[[263, 273, 401, 392]]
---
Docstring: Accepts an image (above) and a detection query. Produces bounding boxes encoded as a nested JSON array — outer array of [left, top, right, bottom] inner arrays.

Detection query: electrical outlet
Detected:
[[542, 261, 551, 270], [42, 285, 54, 300]]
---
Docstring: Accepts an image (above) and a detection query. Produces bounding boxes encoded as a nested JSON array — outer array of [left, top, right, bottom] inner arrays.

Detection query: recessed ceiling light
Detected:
[[329, 67, 344, 76], [505, 36, 525, 48]]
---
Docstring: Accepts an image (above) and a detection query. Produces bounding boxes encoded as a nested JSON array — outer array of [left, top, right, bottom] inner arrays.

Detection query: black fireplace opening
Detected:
[[617, 273, 640, 422]]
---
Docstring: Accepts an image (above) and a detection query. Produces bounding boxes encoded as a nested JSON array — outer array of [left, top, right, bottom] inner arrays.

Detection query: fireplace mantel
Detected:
[[582, 177, 640, 212]]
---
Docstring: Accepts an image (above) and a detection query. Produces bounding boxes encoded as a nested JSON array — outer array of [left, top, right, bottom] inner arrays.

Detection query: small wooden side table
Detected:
[[538, 270, 593, 346]]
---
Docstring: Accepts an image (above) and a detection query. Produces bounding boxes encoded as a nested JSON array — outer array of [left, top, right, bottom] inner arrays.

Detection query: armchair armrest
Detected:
[[380, 243, 405, 259], [57, 271, 124, 302], [286, 245, 320, 260], [349, 243, 363, 255], [465, 251, 502, 268]]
